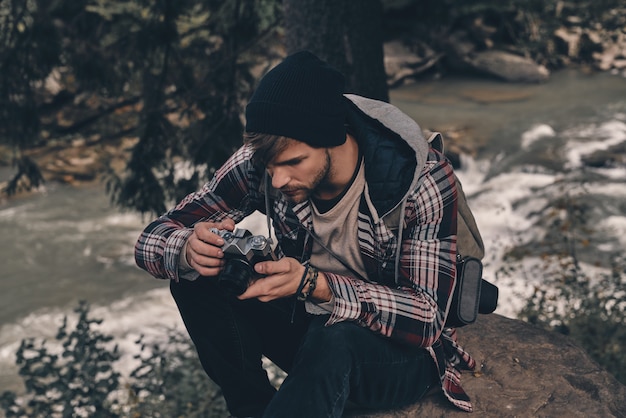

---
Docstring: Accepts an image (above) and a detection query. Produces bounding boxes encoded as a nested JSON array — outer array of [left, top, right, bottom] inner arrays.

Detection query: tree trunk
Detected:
[[283, 0, 389, 102]]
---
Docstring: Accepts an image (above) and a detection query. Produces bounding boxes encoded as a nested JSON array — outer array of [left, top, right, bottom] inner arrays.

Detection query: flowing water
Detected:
[[393, 69, 626, 311], [0, 69, 625, 394]]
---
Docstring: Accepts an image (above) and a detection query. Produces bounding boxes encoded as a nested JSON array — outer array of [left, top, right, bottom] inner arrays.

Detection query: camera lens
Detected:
[[218, 258, 253, 296]]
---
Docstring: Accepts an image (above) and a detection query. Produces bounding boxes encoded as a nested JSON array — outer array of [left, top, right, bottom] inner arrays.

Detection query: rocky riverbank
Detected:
[[384, 2, 626, 84], [0, 135, 137, 197], [3, 71, 624, 197]]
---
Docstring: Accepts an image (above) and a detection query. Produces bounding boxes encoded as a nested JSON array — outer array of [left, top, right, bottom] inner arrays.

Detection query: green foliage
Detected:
[[0, 0, 59, 148], [126, 331, 227, 418], [89, 0, 281, 215], [0, 302, 228, 418], [510, 189, 626, 385], [0, 0, 281, 214], [0, 301, 122, 418], [519, 255, 626, 385], [3, 156, 44, 195]]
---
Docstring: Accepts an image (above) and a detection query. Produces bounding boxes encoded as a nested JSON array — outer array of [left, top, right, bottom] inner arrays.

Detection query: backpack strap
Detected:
[[384, 131, 485, 260], [427, 131, 485, 260]]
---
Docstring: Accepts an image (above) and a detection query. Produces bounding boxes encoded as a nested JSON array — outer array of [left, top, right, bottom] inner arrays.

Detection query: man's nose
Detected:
[[270, 168, 290, 189]]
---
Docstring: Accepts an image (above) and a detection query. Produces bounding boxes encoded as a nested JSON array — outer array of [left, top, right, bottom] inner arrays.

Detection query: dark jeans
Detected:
[[170, 278, 438, 418]]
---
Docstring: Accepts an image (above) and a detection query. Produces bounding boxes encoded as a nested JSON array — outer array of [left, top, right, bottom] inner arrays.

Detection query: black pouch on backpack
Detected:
[[445, 257, 498, 327]]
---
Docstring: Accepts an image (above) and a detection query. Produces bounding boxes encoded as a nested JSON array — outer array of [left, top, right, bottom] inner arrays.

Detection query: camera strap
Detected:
[[263, 172, 276, 246], [301, 227, 370, 283]]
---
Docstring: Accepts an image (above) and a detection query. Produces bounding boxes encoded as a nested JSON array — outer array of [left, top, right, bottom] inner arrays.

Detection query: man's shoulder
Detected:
[[215, 144, 255, 174], [209, 144, 264, 194]]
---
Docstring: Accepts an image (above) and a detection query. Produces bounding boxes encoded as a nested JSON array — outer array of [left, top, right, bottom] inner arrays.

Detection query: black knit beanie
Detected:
[[245, 51, 347, 147]]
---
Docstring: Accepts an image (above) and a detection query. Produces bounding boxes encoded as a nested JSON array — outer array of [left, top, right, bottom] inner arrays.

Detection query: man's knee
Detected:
[[299, 319, 363, 364]]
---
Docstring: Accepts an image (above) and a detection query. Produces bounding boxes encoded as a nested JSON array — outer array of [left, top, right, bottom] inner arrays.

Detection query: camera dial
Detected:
[[249, 235, 267, 250]]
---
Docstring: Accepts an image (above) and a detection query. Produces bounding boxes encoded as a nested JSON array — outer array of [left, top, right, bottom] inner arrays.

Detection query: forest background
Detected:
[[0, 0, 625, 417]]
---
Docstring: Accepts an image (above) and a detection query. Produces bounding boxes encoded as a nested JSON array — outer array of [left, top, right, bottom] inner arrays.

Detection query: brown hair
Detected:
[[243, 132, 293, 167]]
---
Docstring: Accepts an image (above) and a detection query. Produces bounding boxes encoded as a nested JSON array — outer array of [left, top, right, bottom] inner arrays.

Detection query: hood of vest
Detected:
[[343, 94, 428, 220]]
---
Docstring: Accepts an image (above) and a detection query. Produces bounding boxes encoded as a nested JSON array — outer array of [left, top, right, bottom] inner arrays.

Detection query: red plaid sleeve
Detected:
[[134, 145, 260, 281]]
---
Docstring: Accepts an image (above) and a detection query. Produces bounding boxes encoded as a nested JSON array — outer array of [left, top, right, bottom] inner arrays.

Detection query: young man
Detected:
[[135, 51, 476, 417]]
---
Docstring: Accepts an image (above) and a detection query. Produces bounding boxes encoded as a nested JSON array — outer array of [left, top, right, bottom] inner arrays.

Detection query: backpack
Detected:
[[385, 132, 498, 327], [428, 132, 498, 327]]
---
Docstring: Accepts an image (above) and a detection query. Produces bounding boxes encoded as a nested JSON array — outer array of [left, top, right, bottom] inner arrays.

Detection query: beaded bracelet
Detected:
[[297, 266, 319, 301], [306, 267, 319, 299], [295, 263, 311, 302], [291, 263, 310, 323]]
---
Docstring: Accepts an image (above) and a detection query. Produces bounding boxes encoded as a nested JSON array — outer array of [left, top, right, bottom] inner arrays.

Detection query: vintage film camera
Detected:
[[210, 228, 276, 295]]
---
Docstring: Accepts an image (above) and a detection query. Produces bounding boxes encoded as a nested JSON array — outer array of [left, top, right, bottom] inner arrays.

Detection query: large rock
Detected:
[[464, 50, 550, 83], [441, 31, 550, 83], [345, 314, 626, 417]]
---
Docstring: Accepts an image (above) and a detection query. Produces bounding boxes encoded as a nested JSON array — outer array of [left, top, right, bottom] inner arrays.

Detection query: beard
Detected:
[[281, 150, 332, 204]]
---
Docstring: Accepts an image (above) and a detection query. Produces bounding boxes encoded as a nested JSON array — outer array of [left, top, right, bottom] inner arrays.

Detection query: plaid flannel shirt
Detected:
[[135, 142, 476, 412]]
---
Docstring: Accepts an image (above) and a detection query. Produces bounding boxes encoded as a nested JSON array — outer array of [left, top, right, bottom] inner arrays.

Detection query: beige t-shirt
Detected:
[[308, 159, 368, 313]]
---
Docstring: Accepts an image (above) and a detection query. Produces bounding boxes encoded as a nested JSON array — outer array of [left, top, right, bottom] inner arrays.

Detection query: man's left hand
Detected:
[[238, 257, 331, 302]]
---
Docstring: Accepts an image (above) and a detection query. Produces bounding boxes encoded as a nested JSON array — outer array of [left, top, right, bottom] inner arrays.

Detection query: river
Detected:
[[0, 69, 625, 395]]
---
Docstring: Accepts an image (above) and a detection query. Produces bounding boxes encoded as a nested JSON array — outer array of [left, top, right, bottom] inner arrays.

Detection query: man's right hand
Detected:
[[184, 219, 236, 277]]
